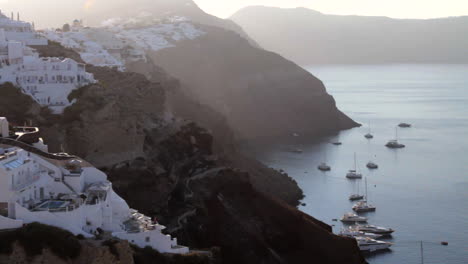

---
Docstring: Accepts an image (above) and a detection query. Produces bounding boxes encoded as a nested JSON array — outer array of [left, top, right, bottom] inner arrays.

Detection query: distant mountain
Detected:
[[231, 6, 468, 65]]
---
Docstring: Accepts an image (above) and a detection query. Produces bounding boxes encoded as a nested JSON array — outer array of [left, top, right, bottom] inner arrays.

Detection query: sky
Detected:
[[0, 0, 467, 28]]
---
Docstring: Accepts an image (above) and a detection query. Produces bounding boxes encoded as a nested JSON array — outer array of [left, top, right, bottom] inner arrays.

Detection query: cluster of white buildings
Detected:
[[0, 117, 189, 254], [0, 10, 95, 114], [43, 15, 205, 71]]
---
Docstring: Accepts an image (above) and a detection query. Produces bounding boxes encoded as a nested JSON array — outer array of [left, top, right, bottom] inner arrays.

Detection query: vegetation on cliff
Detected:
[[0, 223, 81, 260]]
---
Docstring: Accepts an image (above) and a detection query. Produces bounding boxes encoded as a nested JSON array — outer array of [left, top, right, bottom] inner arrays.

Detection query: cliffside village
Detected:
[[0, 11, 190, 254]]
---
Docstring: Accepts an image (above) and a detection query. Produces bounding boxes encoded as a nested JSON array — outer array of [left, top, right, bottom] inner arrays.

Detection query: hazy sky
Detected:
[[0, 0, 467, 28]]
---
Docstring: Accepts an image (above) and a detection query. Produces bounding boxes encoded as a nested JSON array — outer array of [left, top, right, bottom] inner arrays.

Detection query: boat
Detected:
[[356, 237, 392, 252], [332, 142, 342, 146], [352, 178, 376, 212], [386, 127, 405, 148], [398, 123, 411, 128], [349, 194, 365, 201], [353, 201, 376, 212], [318, 162, 331, 171], [290, 148, 303, 153], [349, 178, 364, 201], [339, 228, 383, 239], [366, 161, 378, 169], [364, 121, 374, 139], [356, 225, 395, 235], [346, 153, 362, 179], [340, 213, 368, 223]]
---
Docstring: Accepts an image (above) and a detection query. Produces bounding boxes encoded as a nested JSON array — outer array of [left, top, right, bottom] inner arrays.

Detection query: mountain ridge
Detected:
[[231, 6, 468, 65]]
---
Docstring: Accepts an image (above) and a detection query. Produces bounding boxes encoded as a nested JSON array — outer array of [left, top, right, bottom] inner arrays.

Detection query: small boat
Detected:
[[339, 228, 383, 239], [318, 162, 331, 171], [346, 153, 362, 179], [291, 148, 303, 153], [292, 133, 300, 137], [349, 194, 365, 201], [353, 201, 376, 212], [332, 142, 342, 146], [386, 140, 405, 149], [364, 121, 374, 139], [356, 237, 393, 252], [398, 123, 411, 128], [340, 213, 368, 223], [366, 161, 378, 169], [353, 178, 376, 212], [356, 225, 395, 235], [386, 127, 405, 148]]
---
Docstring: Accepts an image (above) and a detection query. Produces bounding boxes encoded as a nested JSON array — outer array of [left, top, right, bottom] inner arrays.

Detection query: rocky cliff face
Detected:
[[148, 24, 358, 143], [0, 42, 368, 263]]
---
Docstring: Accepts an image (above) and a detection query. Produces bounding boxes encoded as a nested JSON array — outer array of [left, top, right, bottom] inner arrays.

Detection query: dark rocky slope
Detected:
[[148, 24, 358, 143], [231, 6, 468, 65], [0, 43, 366, 263]]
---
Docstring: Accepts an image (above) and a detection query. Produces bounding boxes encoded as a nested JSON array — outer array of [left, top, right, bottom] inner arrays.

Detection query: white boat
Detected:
[[386, 127, 405, 148], [356, 225, 395, 235], [318, 162, 331, 171], [339, 228, 383, 239], [349, 178, 364, 201], [366, 161, 378, 169], [352, 178, 376, 212], [353, 201, 376, 212], [356, 237, 392, 252], [340, 213, 368, 223], [346, 153, 362, 179]]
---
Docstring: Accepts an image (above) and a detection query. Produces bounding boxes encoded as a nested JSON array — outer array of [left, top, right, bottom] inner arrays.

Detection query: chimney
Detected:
[[11, 12, 13, 20], [17, 12, 19, 21]]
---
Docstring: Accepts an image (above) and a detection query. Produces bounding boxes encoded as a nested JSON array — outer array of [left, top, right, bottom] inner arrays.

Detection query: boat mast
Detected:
[[365, 177, 368, 201], [354, 152, 357, 171], [420, 241, 424, 264]]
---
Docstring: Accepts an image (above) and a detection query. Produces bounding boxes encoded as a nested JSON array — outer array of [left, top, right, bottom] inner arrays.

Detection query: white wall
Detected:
[[15, 203, 91, 237], [113, 230, 189, 254], [0, 117, 9, 137], [0, 214, 23, 229]]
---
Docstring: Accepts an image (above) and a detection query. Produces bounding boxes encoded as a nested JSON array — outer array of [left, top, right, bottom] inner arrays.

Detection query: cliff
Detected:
[[0, 223, 218, 264], [231, 6, 468, 65], [0, 42, 367, 263], [147, 23, 358, 142]]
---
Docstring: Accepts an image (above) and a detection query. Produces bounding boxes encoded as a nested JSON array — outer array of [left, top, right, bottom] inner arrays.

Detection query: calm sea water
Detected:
[[251, 64, 468, 264]]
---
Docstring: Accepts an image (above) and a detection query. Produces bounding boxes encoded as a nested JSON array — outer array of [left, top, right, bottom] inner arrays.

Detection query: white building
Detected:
[[0, 117, 189, 254], [0, 29, 95, 113], [0, 10, 47, 46]]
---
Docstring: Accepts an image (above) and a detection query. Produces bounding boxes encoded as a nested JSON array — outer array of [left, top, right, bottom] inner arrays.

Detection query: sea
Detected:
[[250, 64, 468, 264]]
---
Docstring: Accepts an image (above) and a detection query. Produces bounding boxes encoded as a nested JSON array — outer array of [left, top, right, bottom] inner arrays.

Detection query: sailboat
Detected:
[[386, 127, 405, 148], [346, 153, 362, 179], [364, 121, 374, 139], [318, 146, 331, 171], [349, 179, 364, 201], [353, 178, 376, 212]]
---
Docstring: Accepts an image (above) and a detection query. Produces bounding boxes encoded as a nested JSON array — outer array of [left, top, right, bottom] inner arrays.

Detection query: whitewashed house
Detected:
[[0, 28, 95, 113], [0, 117, 189, 254], [0, 10, 47, 46]]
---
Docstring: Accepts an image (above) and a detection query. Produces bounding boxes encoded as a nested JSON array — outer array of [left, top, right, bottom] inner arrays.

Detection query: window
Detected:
[[145, 237, 150, 243]]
